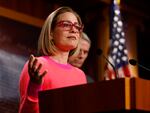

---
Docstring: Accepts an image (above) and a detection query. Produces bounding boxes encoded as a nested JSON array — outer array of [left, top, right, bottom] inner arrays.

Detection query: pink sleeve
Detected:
[[19, 61, 42, 113], [27, 81, 42, 100]]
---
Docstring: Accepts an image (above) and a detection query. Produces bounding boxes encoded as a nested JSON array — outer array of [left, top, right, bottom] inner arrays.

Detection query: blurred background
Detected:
[[0, 0, 150, 112]]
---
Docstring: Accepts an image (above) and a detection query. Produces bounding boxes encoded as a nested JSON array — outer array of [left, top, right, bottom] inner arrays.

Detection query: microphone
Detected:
[[129, 59, 150, 72], [97, 48, 119, 78]]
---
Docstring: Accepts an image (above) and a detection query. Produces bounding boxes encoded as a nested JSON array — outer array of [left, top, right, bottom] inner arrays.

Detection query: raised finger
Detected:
[[40, 70, 47, 79], [35, 63, 42, 73], [28, 54, 34, 69], [32, 58, 38, 71]]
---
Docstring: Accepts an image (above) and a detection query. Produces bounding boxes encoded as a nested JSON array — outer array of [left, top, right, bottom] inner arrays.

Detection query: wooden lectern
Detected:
[[38, 78, 150, 113]]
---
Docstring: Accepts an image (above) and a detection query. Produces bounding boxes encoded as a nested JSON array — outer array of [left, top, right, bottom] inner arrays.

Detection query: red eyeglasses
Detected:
[[56, 20, 83, 33]]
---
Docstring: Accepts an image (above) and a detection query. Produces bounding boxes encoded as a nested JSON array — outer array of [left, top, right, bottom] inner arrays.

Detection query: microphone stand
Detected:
[[102, 54, 119, 78], [129, 59, 150, 72], [137, 63, 150, 72]]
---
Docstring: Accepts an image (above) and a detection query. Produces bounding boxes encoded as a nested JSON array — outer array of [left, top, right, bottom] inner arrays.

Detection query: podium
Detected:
[[38, 78, 150, 113]]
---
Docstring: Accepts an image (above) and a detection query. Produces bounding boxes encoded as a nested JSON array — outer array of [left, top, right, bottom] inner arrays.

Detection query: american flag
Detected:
[[104, 0, 131, 80]]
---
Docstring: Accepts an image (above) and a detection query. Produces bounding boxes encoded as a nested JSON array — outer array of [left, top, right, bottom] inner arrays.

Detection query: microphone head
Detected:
[[97, 48, 103, 56], [129, 59, 137, 66]]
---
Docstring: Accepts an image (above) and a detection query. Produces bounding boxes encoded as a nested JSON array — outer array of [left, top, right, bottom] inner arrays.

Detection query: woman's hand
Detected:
[[28, 55, 47, 84]]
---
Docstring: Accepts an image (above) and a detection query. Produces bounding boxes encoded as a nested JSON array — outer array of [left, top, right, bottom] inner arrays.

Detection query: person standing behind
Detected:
[[69, 32, 94, 83], [19, 7, 87, 113]]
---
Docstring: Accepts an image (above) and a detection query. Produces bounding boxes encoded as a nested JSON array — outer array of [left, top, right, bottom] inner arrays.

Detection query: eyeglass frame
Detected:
[[55, 20, 84, 33]]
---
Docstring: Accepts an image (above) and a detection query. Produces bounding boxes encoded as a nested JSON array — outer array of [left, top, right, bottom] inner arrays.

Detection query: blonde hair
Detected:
[[82, 32, 91, 47], [37, 6, 83, 56]]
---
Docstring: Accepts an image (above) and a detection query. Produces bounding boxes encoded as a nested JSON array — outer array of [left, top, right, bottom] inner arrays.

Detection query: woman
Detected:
[[19, 7, 87, 113]]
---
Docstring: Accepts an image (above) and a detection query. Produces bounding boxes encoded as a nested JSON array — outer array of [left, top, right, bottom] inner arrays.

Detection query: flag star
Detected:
[[124, 49, 128, 54], [115, 34, 120, 38], [118, 52, 121, 56], [115, 9, 120, 15], [113, 23, 117, 28], [114, 40, 119, 46], [113, 48, 118, 53], [122, 56, 127, 61], [113, 55, 116, 60], [114, 16, 119, 21], [121, 32, 125, 36], [119, 38, 125, 44], [117, 27, 122, 32], [118, 21, 123, 27], [116, 59, 120, 63], [119, 45, 123, 50]]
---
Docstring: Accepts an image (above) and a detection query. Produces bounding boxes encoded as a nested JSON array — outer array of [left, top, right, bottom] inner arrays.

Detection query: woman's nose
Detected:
[[79, 50, 84, 57]]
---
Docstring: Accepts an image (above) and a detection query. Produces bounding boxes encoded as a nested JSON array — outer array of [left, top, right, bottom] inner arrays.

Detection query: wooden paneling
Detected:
[[0, 6, 44, 28], [0, 0, 50, 19]]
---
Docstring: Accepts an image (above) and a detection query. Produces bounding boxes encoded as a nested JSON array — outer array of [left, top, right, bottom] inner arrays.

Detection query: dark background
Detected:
[[0, 0, 150, 112]]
